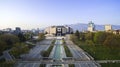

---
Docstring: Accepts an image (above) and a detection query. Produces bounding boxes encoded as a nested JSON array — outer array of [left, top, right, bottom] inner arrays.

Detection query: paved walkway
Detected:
[[3, 49, 13, 61], [46, 37, 68, 67], [15, 39, 52, 67]]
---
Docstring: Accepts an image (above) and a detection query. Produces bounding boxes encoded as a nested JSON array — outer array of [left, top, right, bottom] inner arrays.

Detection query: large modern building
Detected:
[[87, 21, 95, 32], [44, 26, 73, 36]]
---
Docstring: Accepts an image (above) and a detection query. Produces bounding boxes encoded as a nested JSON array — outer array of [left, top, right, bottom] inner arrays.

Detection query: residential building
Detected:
[[3, 28, 12, 32], [65, 26, 73, 34], [113, 30, 120, 35], [105, 24, 112, 31]]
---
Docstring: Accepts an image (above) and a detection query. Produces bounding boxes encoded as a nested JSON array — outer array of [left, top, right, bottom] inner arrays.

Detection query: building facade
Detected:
[[44, 26, 73, 36], [105, 24, 112, 31]]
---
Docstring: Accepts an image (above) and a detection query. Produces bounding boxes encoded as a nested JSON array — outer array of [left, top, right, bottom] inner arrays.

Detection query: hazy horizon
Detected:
[[0, 0, 120, 29]]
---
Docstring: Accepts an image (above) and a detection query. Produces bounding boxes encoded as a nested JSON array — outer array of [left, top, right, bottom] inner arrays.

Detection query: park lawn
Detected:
[[75, 41, 120, 60], [63, 45, 73, 57]]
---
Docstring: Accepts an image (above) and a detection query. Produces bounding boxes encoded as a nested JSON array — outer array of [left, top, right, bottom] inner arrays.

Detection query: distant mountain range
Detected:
[[66, 23, 120, 32]]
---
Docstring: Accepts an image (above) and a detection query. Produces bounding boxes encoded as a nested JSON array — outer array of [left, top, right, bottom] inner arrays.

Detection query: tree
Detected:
[[0, 34, 19, 54], [24, 32, 33, 40], [0, 34, 19, 46], [85, 32, 94, 41], [79, 32, 85, 41], [10, 43, 29, 58], [17, 33, 26, 42], [94, 32, 109, 44], [103, 34, 120, 48], [75, 30, 80, 40], [0, 40, 7, 55], [38, 33, 45, 41]]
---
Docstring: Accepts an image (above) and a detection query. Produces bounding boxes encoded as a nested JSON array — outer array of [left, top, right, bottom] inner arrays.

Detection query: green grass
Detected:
[[64, 45, 73, 57], [41, 40, 55, 57], [101, 63, 120, 67], [41, 45, 54, 57], [73, 41, 120, 60]]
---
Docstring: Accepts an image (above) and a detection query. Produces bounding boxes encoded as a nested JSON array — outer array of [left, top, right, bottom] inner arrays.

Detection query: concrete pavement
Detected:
[[3, 50, 13, 61], [16, 39, 52, 67], [15, 35, 100, 67]]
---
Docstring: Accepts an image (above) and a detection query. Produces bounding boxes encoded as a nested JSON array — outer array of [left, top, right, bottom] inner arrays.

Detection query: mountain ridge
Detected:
[[66, 23, 120, 31]]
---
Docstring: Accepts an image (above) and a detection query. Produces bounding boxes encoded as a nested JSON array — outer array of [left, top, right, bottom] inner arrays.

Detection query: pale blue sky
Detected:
[[0, 0, 120, 29]]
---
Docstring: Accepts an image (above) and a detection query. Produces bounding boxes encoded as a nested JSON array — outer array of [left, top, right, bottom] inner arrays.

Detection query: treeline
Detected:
[[0, 33, 45, 56], [0, 33, 31, 55], [71, 30, 120, 48], [9, 43, 29, 58], [71, 31, 120, 60], [0, 34, 18, 55], [29, 33, 45, 43]]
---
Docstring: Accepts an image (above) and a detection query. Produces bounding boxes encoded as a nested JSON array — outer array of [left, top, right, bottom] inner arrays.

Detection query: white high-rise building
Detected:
[[87, 21, 95, 32]]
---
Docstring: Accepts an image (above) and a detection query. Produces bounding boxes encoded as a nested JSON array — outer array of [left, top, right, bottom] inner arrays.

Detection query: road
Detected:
[[16, 39, 52, 67]]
